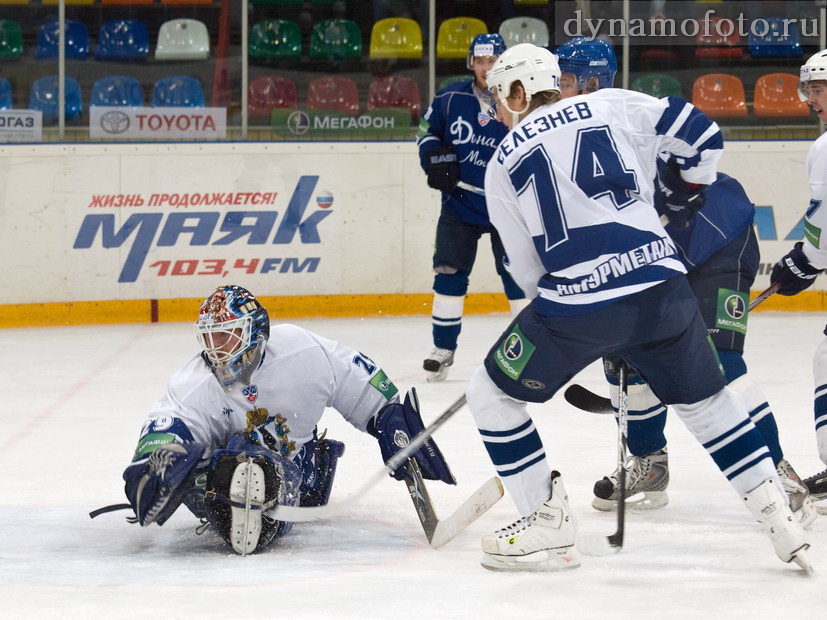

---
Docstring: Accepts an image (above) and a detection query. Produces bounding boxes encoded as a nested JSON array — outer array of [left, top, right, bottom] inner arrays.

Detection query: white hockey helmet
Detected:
[[798, 48, 827, 101], [486, 43, 561, 117]]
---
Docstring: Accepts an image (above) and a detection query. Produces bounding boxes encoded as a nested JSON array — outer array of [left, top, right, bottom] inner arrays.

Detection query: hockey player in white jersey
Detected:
[[416, 33, 528, 382], [552, 37, 815, 526], [770, 48, 827, 508], [122, 285, 455, 555], [465, 43, 811, 572]]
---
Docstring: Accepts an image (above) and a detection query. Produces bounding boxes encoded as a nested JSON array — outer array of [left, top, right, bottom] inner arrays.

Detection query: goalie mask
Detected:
[[195, 285, 269, 391]]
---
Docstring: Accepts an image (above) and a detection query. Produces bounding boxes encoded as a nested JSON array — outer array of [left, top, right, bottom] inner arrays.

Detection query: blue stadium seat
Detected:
[[0, 77, 12, 109], [91, 76, 144, 107], [35, 19, 89, 60], [152, 75, 204, 107], [95, 19, 149, 61], [748, 17, 803, 58], [28, 75, 83, 122]]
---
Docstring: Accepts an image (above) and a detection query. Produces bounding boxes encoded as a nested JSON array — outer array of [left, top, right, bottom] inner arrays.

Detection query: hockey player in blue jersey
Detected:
[[552, 37, 816, 526], [465, 42, 811, 572], [416, 33, 528, 382]]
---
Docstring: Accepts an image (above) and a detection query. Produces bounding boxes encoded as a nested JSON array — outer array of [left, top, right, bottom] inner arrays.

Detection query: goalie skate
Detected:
[[743, 477, 812, 572], [423, 347, 454, 382], [592, 449, 669, 512], [229, 457, 267, 556], [481, 471, 581, 572]]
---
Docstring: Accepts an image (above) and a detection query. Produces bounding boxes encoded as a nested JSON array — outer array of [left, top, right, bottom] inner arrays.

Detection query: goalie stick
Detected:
[[577, 361, 628, 556], [563, 282, 783, 416], [402, 458, 504, 549]]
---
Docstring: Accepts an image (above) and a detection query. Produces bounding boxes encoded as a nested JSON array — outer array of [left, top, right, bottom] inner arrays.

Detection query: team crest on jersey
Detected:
[[478, 111, 491, 126], [242, 385, 258, 403]]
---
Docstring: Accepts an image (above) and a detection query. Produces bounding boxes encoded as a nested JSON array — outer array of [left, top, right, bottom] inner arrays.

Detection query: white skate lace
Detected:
[[147, 449, 177, 478]]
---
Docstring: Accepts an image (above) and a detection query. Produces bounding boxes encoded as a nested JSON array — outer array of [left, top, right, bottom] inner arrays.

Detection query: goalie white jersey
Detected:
[[141, 323, 399, 461], [485, 89, 723, 315]]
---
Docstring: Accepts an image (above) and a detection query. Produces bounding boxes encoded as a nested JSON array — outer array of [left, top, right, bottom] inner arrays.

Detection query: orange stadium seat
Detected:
[[692, 73, 747, 118], [307, 76, 359, 116], [753, 73, 810, 118]]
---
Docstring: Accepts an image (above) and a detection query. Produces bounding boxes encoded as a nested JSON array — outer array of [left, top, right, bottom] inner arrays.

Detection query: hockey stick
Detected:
[[268, 394, 469, 523], [563, 282, 783, 417], [457, 180, 485, 195], [578, 362, 628, 556], [402, 458, 504, 549]]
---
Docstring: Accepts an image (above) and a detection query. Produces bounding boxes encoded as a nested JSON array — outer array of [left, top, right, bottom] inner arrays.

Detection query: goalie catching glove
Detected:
[[368, 388, 456, 484], [123, 441, 204, 526], [657, 158, 706, 229], [770, 242, 822, 296]]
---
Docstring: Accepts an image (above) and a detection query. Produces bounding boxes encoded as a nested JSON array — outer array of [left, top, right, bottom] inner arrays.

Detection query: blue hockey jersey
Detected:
[[655, 160, 756, 271], [416, 79, 508, 226]]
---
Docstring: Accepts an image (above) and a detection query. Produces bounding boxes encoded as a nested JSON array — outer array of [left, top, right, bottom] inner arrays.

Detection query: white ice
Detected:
[[1, 312, 825, 619]]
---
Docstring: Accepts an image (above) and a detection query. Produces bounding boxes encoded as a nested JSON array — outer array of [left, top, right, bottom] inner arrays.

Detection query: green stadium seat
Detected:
[[249, 20, 302, 61], [631, 73, 683, 98], [437, 17, 486, 59], [0, 20, 23, 60], [310, 19, 362, 60]]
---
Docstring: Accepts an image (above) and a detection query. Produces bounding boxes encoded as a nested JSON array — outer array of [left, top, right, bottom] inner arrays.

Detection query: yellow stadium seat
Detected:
[[370, 17, 423, 59], [437, 17, 487, 59]]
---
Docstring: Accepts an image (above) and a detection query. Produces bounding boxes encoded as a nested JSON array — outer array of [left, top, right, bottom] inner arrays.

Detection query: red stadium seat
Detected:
[[248, 76, 297, 120], [306, 76, 359, 116], [367, 75, 421, 122]]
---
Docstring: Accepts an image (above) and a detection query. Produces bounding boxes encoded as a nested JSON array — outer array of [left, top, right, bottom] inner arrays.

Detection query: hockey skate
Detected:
[[776, 459, 818, 528], [803, 469, 827, 515], [743, 477, 812, 572], [423, 347, 455, 382], [592, 449, 669, 511], [481, 471, 581, 572]]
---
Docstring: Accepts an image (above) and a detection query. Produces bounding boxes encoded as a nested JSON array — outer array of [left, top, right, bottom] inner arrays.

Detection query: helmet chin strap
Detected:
[[499, 92, 532, 127]]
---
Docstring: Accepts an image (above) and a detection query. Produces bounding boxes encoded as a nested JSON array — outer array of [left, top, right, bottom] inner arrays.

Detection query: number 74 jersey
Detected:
[[485, 89, 723, 316]]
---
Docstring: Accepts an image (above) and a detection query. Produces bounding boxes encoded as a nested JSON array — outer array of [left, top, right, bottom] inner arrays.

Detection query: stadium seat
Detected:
[[91, 76, 144, 107], [101, 0, 153, 5], [0, 19, 23, 60], [753, 73, 810, 118], [155, 19, 210, 61], [0, 0, 30, 4], [306, 76, 359, 116], [695, 17, 742, 60], [0, 77, 12, 109], [161, 0, 213, 4], [251, 0, 302, 4], [249, 19, 302, 61], [42, 0, 93, 4], [310, 19, 362, 60], [437, 17, 487, 59], [691, 73, 747, 118], [248, 75, 297, 119], [35, 19, 89, 60], [95, 19, 149, 61], [749, 17, 803, 59], [367, 75, 421, 122], [369, 17, 423, 59], [498, 17, 549, 47], [28, 76, 83, 123], [631, 73, 682, 98], [152, 75, 205, 107]]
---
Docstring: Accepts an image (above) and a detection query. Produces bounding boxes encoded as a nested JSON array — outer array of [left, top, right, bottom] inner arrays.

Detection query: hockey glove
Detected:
[[368, 388, 456, 485], [426, 147, 460, 193], [123, 441, 204, 526], [657, 159, 706, 229], [770, 242, 822, 296]]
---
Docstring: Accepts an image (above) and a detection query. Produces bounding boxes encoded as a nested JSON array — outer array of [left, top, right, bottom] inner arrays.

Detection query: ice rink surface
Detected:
[[1, 311, 825, 619]]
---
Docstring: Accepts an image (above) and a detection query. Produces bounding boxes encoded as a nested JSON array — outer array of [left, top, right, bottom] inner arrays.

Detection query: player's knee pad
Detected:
[[299, 437, 346, 508], [203, 435, 301, 555]]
